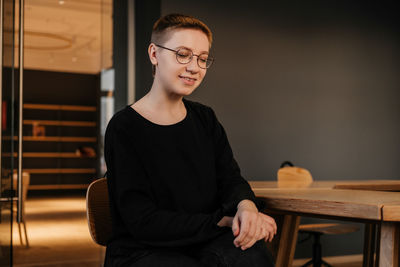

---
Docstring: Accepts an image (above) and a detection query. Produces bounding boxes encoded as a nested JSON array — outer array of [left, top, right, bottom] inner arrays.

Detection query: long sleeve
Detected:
[[105, 118, 225, 248], [209, 108, 265, 215]]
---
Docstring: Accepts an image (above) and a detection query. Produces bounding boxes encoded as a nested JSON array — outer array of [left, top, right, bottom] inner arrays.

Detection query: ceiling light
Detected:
[[59, 0, 65, 5]]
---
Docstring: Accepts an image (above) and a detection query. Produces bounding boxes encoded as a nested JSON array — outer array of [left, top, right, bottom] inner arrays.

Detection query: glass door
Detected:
[[1, 0, 23, 266]]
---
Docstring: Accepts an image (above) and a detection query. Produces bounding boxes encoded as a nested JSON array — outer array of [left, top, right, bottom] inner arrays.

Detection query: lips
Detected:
[[179, 75, 197, 82], [179, 75, 197, 85]]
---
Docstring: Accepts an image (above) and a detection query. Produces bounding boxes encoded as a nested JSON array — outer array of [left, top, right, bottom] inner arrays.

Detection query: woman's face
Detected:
[[150, 28, 210, 97]]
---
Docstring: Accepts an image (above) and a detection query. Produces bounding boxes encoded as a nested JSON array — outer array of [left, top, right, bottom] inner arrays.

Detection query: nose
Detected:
[[185, 56, 200, 73]]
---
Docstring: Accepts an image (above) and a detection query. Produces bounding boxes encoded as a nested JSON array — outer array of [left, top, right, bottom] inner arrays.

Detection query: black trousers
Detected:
[[105, 231, 275, 267]]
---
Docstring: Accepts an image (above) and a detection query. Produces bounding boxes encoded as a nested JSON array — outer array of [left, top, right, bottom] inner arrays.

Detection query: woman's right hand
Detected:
[[231, 200, 277, 250], [233, 211, 277, 250], [217, 211, 277, 250]]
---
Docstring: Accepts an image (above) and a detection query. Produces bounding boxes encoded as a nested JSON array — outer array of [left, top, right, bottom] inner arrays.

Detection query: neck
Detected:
[[144, 80, 185, 114]]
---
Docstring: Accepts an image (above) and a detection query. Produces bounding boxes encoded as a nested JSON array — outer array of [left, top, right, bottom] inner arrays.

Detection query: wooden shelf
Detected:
[[23, 168, 96, 174], [24, 103, 96, 112], [29, 184, 90, 190], [24, 136, 97, 142], [3, 152, 96, 158], [4, 136, 97, 142], [23, 120, 96, 127], [24, 152, 96, 158], [22, 102, 98, 190]]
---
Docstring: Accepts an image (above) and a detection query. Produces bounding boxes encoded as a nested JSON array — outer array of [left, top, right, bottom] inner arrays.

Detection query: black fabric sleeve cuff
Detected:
[[221, 201, 239, 217]]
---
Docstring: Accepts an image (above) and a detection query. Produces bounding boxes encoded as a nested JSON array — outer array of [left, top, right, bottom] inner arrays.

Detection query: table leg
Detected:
[[378, 222, 399, 267], [275, 215, 300, 267], [375, 224, 381, 267], [363, 223, 376, 267]]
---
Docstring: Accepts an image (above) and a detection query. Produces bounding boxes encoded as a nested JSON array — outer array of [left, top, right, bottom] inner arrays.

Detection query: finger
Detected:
[[255, 226, 267, 246], [246, 217, 257, 244], [241, 238, 257, 251], [261, 218, 277, 237], [260, 225, 267, 241], [269, 230, 275, 242], [241, 221, 259, 250], [264, 231, 270, 242], [254, 218, 262, 241], [237, 212, 254, 246], [269, 224, 276, 242], [260, 213, 276, 228], [260, 213, 277, 234], [265, 224, 275, 242], [258, 214, 275, 240], [270, 219, 277, 235], [232, 215, 240, 237], [242, 223, 260, 250], [243, 215, 262, 249], [258, 216, 267, 240], [235, 219, 250, 246], [243, 214, 259, 247], [270, 218, 277, 234]]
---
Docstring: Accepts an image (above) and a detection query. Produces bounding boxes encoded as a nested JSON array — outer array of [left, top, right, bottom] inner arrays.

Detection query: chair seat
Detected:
[[299, 223, 359, 235]]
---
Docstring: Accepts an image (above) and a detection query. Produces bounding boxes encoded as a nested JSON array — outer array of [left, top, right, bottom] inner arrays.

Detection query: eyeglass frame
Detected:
[[154, 44, 214, 69]]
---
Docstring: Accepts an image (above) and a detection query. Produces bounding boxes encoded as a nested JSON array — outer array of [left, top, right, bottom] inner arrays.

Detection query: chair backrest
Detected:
[[86, 177, 112, 246], [277, 162, 313, 188]]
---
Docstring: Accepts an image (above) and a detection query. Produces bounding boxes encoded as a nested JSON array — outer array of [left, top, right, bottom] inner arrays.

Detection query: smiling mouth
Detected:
[[179, 75, 197, 82]]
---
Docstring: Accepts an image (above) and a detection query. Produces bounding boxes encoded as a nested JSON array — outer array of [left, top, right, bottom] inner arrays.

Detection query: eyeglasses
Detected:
[[154, 44, 214, 69]]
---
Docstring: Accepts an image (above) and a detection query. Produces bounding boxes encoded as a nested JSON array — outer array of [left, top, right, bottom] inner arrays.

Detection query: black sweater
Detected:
[[104, 99, 261, 254]]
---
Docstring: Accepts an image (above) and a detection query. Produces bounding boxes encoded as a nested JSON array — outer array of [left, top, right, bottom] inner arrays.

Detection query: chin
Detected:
[[177, 91, 195, 97], [172, 85, 198, 96]]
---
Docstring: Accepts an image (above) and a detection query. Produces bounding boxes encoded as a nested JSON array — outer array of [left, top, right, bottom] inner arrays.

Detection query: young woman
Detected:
[[104, 14, 277, 267]]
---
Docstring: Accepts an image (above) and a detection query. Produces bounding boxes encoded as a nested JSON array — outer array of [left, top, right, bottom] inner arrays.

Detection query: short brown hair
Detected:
[[151, 14, 213, 76], [151, 13, 213, 47]]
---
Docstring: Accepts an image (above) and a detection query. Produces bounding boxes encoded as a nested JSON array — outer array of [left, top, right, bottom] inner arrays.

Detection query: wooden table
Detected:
[[249, 181, 400, 267], [250, 180, 400, 191], [334, 180, 400, 192]]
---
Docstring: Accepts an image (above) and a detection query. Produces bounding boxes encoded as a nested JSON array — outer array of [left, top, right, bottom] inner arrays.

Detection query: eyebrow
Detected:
[[175, 46, 209, 54]]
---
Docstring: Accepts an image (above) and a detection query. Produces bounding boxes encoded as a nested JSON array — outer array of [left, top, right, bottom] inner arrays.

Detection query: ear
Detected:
[[148, 43, 158, 66]]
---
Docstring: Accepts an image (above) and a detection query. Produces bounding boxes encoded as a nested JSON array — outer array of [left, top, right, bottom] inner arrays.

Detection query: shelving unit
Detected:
[[24, 120, 96, 127], [22, 103, 99, 190], [5, 136, 97, 142]]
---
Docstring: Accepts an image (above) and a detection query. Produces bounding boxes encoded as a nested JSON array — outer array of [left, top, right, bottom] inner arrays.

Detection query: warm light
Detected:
[[59, 0, 65, 5]]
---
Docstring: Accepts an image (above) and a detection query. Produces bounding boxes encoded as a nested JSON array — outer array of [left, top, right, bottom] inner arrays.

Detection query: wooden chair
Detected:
[[278, 161, 360, 267], [86, 177, 112, 246]]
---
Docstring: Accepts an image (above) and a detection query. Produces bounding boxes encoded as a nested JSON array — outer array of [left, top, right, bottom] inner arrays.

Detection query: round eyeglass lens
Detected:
[[176, 48, 192, 64]]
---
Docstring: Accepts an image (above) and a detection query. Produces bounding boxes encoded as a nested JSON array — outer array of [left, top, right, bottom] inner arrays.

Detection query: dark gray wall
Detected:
[[161, 0, 400, 258], [113, 0, 160, 110], [135, 0, 161, 101], [113, 0, 128, 111]]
